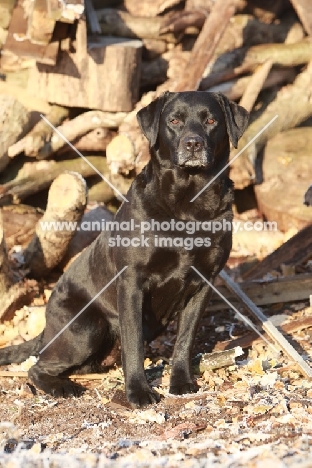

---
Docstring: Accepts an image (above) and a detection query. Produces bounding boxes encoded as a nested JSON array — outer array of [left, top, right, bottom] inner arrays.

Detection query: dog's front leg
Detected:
[[169, 285, 211, 395], [117, 272, 160, 407]]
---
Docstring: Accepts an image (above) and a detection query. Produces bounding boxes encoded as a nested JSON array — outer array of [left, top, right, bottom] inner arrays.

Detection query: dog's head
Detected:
[[137, 91, 249, 170]]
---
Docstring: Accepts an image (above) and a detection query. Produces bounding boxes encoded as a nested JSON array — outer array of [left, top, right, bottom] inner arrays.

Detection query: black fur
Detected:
[[0, 92, 249, 407]]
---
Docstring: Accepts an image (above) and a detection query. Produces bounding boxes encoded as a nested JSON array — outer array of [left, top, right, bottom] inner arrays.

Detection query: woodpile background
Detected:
[[0, 0, 312, 357]]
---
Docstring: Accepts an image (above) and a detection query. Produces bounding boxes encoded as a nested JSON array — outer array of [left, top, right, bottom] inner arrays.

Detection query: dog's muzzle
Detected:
[[177, 134, 211, 168]]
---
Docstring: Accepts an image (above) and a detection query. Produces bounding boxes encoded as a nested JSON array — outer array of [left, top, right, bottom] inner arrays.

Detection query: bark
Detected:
[[201, 39, 312, 89], [0, 211, 13, 296], [230, 60, 312, 189], [24, 172, 87, 278], [8, 105, 69, 158], [0, 156, 110, 206], [239, 60, 273, 112], [290, 0, 312, 36], [37, 111, 127, 160], [0, 95, 29, 174], [204, 68, 296, 100], [96, 8, 179, 42], [174, 0, 237, 91]]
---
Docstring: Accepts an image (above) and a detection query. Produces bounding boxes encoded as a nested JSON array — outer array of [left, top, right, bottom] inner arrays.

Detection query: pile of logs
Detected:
[[1, 0, 312, 317]]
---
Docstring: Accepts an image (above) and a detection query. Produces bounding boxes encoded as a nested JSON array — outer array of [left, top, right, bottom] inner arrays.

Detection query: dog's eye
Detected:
[[170, 119, 179, 125], [206, 118, 215, 124]]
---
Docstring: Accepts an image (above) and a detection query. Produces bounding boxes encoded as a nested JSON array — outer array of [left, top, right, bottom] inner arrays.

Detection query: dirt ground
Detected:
[[0, 297, 311, 467]]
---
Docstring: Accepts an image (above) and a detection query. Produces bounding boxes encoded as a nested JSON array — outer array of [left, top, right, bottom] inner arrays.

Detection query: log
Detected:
[[27, 0, 56, 46], [142, 39, 167, 61], [0, 81, 50, 113], [58, 128, 116, 154], [205, 68, 296, 100], [290, 0, 312, 36], [60, 206, 114, 270], [0, 211, 13, 295], [195, 347, 243, 373], [230, 60, 312, 190], [254, 128, 312, 231], [37, 110, 127, 160], [209, 273, 312, 311], [96, 8, 179, 42], [243, 224, 312, 281], [174, 0, 237, 91], [0, 211, 39, 321], [28, 21, 142, 112], [123, 0, 182, 17], [1, 204, 42, 249], [87, 178, 115, 203], [0, 0, 15, 29], [106, 134, 135, 176], [24, 172, 87, 277], [214, 316, 312, 351], [0, 156, 110, 206], [0, 96, 29, 174], [8, 105, 69, 158], [219, 269, 312, 379], [0, 25, 7, 47], [201, 39, 312, 90], [238, 60, 273, 112], [2, 0, 60, 65]]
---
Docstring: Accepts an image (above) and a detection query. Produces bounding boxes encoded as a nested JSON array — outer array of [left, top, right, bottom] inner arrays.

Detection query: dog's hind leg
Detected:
[[28, 316, 116, 397]]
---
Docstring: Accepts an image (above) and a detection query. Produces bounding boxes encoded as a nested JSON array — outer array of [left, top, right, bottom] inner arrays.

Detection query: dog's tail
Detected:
[[0, 333, 43, 365]]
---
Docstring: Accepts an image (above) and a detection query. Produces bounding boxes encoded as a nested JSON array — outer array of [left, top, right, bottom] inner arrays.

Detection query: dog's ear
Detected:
[[137, 92, 170, 148], [215, 93, 249, 148]]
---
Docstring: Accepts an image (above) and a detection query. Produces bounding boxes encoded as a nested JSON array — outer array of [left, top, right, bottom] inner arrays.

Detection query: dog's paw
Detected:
[[50, 379, 85, 398], [127, 385, 160, 408], [169, 382, 198, 395]]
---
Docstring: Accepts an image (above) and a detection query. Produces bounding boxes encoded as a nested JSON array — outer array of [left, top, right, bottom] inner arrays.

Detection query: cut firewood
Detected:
[[205, 68, 296, 100], [0, 156, 111, 206], [290, 0, 312, 36], [123, 0, 183, 17], [219, 269, 312, 378], [239, 59, 273, 112], [2, 0, 60, 65], [87, 178, 115, 203], [27, 0, 56, 46], [194, 347, 243, 373], [243, 224, 312, 281], [0, 211, 13, 295], [60, 206, 114, 270], [0, 279, 39, 322], [230, 59, 312, 190], [28, 20, 142, 112], [200, 39, 312, 90], [58, 128, 117, 154], [37, 110, 127, 160], [0, 95, 29, 174], [214, 316, 312, 352], [106, 134, 135, 176], [174, 0, 237, 91], [23, 172, 87, 278], [1, 205, 43, 249], [254, 128, 312, 231], [209, 273, 312, 311], [8, 105, 69, 158], [0, 81, 51, 113], [96, 8, 179, 42], [0, 211, 39, 321], [0, 0, 15, 29]]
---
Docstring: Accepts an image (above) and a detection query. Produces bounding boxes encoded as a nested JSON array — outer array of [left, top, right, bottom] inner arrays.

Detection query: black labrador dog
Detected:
[[0, 92, 249, 407]]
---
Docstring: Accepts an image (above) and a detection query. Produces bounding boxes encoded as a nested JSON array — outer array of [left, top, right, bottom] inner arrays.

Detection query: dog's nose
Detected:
[[183, 135, 204, 152]]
